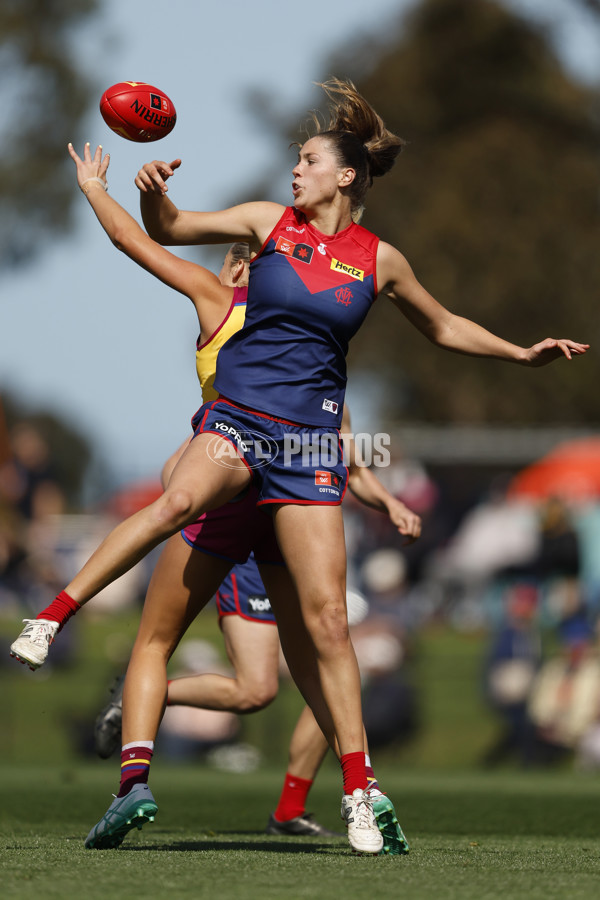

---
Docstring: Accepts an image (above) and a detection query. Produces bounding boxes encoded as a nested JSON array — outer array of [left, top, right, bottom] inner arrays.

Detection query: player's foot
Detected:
[[84, 784, 158, 849], [10, 619, 59, 670], [340, 787, 384, 855], [94, 675, 125, 759], [266, 812, 345, 837], [371, 793, 410, 855]]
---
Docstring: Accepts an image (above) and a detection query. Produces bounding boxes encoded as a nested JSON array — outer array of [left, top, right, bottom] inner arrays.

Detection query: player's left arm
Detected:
[[377, 241, 589, 366], [342, 405, 421, 544]]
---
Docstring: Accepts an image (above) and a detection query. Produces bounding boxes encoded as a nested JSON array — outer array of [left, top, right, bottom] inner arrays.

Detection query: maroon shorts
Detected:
[[181, 484, 283, 565]]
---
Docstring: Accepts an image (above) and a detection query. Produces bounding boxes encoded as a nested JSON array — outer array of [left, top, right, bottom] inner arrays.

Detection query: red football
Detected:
[[99, 82, 176, 143]]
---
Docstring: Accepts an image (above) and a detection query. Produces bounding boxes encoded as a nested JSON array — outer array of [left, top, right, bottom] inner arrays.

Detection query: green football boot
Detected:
[[371, 794, 410, 855], [85, 784, 158, 849]]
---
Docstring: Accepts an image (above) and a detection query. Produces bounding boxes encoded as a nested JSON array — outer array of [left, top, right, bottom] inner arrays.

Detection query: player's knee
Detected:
[[153, 488, 196, 531], [306, 599, 350, 653], [236, 678, 278, 713]]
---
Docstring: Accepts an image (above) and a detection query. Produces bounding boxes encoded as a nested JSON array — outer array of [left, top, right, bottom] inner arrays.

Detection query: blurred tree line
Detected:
[[1, 1, 101, 503], [0, 392, 92, 509], [340, 0, 600, 425], [250, 0, 600, 426], [0, 0, 100, 268], [341, 0, 600, 426]]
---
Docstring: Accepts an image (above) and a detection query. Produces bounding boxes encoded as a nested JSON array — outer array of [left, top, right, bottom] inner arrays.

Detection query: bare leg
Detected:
[[65, 434, 249, 603], [259, 563, 339, 752], [271, 504, 364, 758], [167, 616, 280, 713], [286, 704, 330, 780], [121, 536, 232, 743]]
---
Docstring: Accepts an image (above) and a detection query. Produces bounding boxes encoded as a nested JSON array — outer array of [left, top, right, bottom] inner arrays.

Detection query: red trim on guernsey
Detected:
[[216, 396, 311, 428], [196, 290, 246, 352], [251, 206, 380, 297], [250, 211, 286, 266]]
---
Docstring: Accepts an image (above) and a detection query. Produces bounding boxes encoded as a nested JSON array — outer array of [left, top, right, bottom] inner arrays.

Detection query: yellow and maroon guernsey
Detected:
[[195, 287, 248, 401]]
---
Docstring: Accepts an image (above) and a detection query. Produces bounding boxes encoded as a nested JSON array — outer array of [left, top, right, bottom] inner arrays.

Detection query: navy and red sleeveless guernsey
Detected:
[[214, 207, 379, 429]]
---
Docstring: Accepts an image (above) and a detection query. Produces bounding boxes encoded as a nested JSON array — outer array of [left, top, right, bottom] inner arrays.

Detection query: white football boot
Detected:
[[10, 618, 59, 670], [341, 787, 384, 855]]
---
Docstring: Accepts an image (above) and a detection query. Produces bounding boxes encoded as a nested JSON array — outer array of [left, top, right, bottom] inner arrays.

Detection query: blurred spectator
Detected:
[[360, 548, 408, 621], [573, 502, 600, 615], [0, 422, 66, 522], [0, 421, 66, 618], [528, 496, 580, 582], [481, 582, 541, 767], [429, 490, 540, 584], [527, 615, 600, 764], [352, 618, 418, 750]]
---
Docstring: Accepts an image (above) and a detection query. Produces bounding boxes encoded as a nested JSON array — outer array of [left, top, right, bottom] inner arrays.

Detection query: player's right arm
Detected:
[[68, 143, 231, 336], [136, 158, 283, 252]]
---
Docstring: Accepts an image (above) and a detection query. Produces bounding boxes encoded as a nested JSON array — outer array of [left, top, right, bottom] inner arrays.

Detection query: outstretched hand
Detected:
[[135, 159, 182, 194], [67, 142, 109, 190], [524, 338, 590, 367], [387, 497, 422, 545]]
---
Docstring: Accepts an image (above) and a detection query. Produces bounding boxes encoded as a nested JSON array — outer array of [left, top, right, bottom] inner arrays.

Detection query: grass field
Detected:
[[2, 763, 600, 900], [2, 616, 598, 897], [0, 612, 503, 770]]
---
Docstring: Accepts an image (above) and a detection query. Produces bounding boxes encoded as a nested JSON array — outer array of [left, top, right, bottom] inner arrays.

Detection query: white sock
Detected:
[[122, 740, 154, 751]]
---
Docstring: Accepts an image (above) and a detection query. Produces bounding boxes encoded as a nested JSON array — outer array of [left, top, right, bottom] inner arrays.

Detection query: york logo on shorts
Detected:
[[212, 421, 249, 452], [248, 595, 272, 613], [330, 257, 364, 281], [275, 235, 314, 264], [322, 399, 339, 415]]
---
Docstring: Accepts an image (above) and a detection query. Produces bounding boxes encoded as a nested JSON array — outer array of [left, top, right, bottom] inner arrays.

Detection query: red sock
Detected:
[[341, 751, 368, 796], [36, 590, 81, 632], [274, 773, 313, 822], [118, 745, 153, 797]]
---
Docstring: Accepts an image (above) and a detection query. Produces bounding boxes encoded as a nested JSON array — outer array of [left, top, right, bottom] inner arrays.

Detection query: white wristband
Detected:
[[81, 177, 108, 195]]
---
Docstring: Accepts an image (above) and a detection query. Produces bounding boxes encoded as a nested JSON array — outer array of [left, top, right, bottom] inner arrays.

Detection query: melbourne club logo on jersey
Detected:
[[335, 286, 353, 306], [275, 235, 314, 264], [322, 399, 339, 415]]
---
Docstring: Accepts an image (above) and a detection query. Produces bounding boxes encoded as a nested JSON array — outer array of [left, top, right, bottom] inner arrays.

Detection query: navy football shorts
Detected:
[[191, 397, 349, 507], [215, 554, 276, 625]]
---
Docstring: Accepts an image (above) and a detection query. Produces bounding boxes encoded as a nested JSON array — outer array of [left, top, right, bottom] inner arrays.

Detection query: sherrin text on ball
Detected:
[[99, 82, 176, 143]]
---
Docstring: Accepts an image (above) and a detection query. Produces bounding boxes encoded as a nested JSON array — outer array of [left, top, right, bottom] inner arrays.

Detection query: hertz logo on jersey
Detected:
[[330, 257, 364, 281]]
